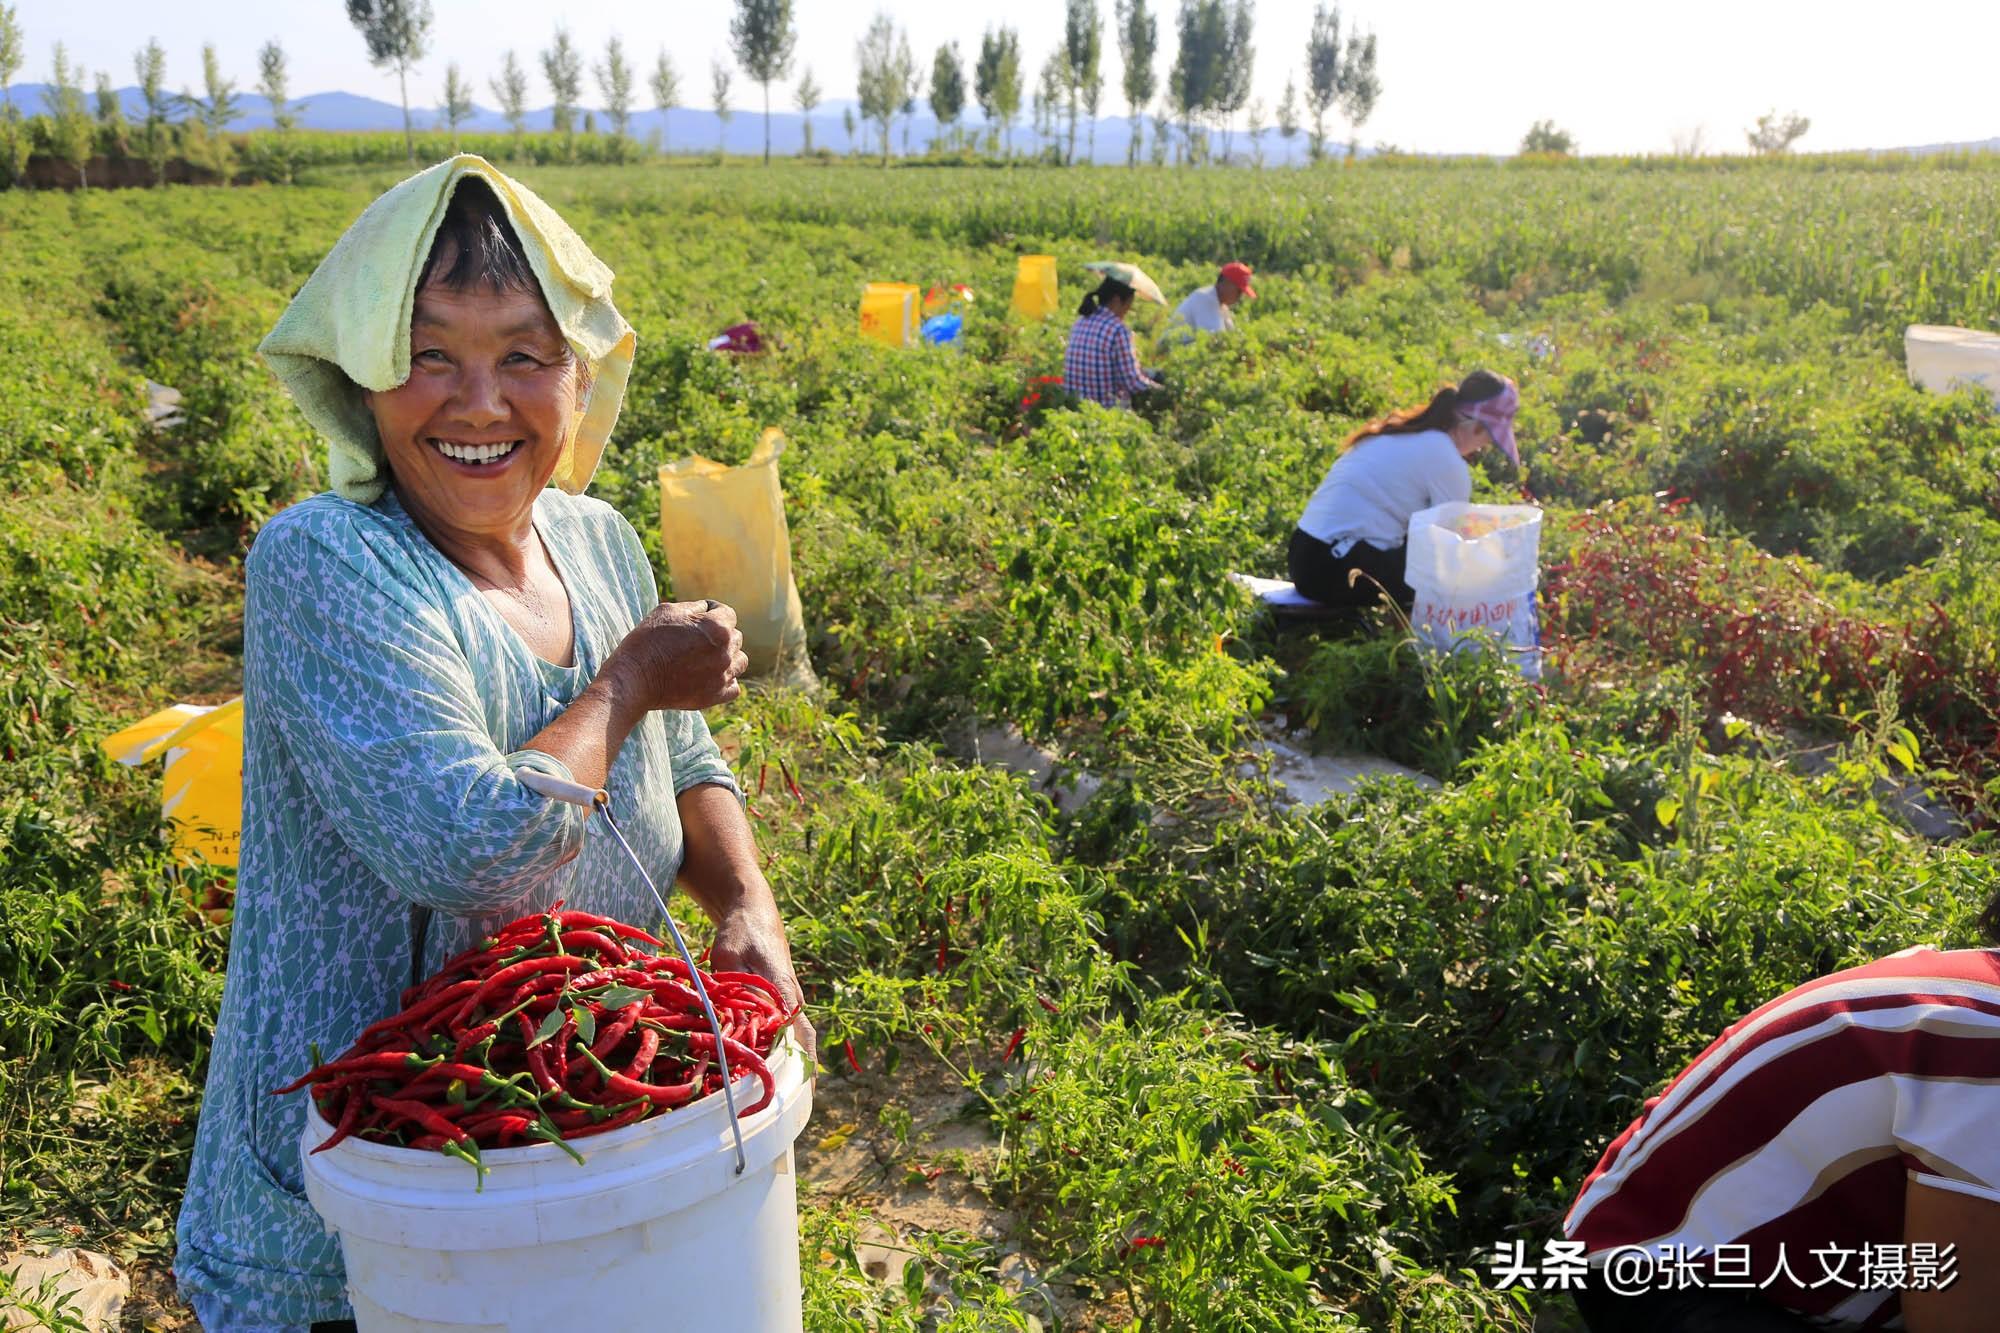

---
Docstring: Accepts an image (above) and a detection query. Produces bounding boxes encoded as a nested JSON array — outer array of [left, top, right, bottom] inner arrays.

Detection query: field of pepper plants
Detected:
[[6, 155, 2000, 1330]]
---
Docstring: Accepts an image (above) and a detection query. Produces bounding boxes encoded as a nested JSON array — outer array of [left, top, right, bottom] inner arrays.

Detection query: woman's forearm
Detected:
[[673, 782, 779, 925], [674, 780, 814, 1061], [520, 658, 649, 791]]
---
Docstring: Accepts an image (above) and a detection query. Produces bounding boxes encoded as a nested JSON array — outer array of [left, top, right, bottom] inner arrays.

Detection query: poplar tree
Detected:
[[595, 36, 634, 140], [490, 51, 528, 155], [259, 40, 299, 132], [183, 43, 242, 182], [928, 45, 964, 150], [649, 52, 680, 154], [0, 4, 22, 118], [1033, 49, 1068, 159], [345, 0, 432, 165], [1114, 0, 1156, 166], [95, 71, 128, 148], [1218, 0, 1253, 163], [45, 43, 93, 186], [729, 0, 795, 164], [258, 40, 301, 182], [542, 28, 583, 159], [1306, 3, 1379, 162], [974, 27, 1022, 157], [0, 0, 25, 186], [1169, 0, 1228, 163], [1062, 0, 1100, 164], [1338, 28, 1378, 158], [1304, 4, 1337, 161], [793, 67, 819, 153], [710, 59, 732, 154], [855, 13, 915, 164], [441, 63, 473, 151], [133, 38, 170, 186]]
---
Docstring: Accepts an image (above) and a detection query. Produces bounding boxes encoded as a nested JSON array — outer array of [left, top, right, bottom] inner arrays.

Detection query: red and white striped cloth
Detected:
[[1564, 947, 2000, 1328]]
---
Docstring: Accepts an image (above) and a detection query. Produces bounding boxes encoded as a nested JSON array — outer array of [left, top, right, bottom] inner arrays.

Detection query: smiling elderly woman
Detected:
[[172, 159, 812, 1332]]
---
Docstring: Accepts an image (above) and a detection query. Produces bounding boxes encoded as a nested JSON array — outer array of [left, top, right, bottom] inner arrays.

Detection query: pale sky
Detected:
[[12, 0, 2000, 155]]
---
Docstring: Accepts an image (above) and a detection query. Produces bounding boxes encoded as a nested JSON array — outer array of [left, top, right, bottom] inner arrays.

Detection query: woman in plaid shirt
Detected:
[[1063, 276, 1162, 408]]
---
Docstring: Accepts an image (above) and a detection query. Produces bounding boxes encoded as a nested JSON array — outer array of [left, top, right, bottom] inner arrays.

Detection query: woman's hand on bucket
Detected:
[[611, 599, 750, 712], [711, 903, 817, 1070]]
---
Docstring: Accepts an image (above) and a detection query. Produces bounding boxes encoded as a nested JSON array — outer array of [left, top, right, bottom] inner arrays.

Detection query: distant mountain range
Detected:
[[1, 82, 1328, 166], [10, 82, 1991, 162], [1898, 136, 2000, 155]]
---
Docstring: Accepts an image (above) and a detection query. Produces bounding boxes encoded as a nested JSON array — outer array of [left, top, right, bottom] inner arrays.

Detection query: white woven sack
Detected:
[[1406, 503, 1544, 679]]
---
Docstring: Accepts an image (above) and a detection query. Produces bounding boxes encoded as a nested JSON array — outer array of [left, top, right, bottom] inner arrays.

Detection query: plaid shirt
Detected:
[[1063, 308, 1159, 408]]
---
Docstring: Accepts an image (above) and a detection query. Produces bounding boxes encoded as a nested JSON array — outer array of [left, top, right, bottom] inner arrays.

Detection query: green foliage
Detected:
[[800, 1204, 1040, 1329], [1291, 633, 1532, 777], [8, 159, 2000, 1328], [1519, 120, 1575, 156], [0, 1263, 91, 1332], [999, 998, 1530, 1329]]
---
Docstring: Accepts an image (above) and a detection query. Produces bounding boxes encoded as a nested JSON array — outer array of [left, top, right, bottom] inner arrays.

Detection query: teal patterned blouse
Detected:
[[173, 488, 738, 1328]]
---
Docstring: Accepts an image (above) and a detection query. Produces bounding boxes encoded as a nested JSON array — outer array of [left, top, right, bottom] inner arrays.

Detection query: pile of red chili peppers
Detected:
[[272, 905, 794, 1180]]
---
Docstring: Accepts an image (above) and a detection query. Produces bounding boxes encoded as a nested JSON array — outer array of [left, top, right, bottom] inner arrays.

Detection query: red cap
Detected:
[[1219, 262, 1256, 299]]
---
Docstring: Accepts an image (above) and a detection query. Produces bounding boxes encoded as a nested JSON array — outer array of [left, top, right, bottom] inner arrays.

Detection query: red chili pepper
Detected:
[[269, 1049, 430, 1096], [280, 906, 794, 1156], [307, 1090, 362, 1156], [558, 930, 630, 963], [706, 971, 786, 1007], [564, 1100, 652, 1139], [588, 1002, 646, 1061], [843, 1040, 863, 1075], [602, 1062, 704, 1104], [107, 980, 133, 992], [621, 1027, 661, 1079], [1036, 995, 1060, 1015], [450, 955, 589, 1027], [375, 1097, 471, 1144], [1004, 1026, 1027, 1061]]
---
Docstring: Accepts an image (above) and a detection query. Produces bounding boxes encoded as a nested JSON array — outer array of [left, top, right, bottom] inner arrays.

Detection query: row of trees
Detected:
[[1522, 110, 1812, 159], [844, 1, 1379, 167], [0, 3, 305, 187], [0, 0, 1389, 186]]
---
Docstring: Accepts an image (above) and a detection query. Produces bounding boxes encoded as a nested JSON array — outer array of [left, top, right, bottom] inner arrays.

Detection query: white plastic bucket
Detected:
[[301, 1044, 813, 1333], [1905, 324, 2000, 406], [1405, 502, 1544, 680]]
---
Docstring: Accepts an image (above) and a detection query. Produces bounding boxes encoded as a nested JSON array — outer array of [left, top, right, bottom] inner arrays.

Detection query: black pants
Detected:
[[1573, 1280, 1817, 1332], [1286, 527, 1414, 610]]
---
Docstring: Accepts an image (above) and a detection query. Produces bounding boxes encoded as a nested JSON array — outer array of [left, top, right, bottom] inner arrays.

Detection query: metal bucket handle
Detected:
[[516, 769, 749, 1175]]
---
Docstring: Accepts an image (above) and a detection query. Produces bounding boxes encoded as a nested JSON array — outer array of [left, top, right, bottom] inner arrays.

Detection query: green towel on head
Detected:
[[260, 154, 635, 505]]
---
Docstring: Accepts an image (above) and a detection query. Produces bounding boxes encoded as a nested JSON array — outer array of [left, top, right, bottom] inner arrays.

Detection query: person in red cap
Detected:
[[1170, 261, 1256, 335]]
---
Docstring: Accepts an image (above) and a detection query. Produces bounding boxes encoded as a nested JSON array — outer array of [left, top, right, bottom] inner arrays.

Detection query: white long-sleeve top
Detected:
[[1297, 429, 1472, 551]]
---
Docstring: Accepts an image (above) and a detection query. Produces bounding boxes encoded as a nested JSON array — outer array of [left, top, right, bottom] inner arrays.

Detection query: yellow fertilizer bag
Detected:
[[102, 697, 244, 866], [1010, 255, 1060, 321], [858, 282, 919, 347], [659, 429, 817, 690]]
